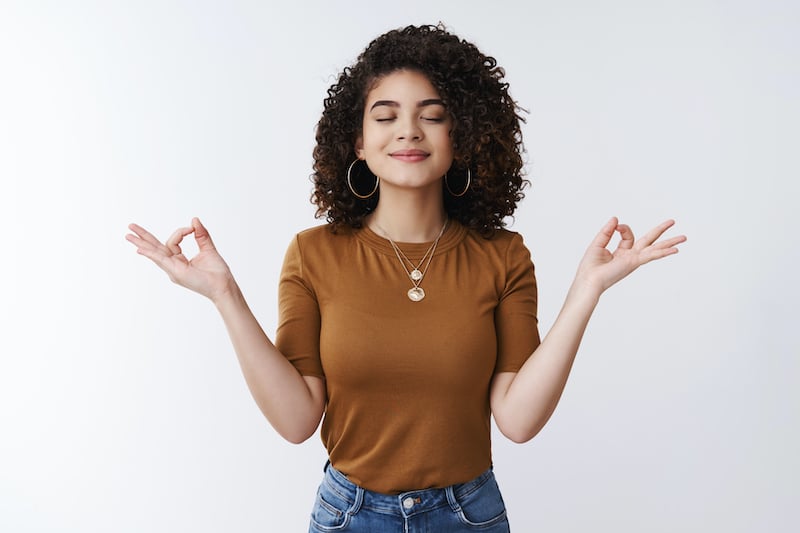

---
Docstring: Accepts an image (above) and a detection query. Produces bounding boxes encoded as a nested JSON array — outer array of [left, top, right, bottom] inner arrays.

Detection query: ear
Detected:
[[354, 136, 364, 159]]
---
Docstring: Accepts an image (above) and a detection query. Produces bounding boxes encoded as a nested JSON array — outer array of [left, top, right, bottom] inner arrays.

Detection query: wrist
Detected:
[[566, 276, 603, 308], [211, 277, 242, 308]]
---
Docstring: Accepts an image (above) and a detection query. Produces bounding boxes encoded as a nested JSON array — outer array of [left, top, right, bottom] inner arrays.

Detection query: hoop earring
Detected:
[[444, 168, 471, 197], [347, 159, 379, 199]]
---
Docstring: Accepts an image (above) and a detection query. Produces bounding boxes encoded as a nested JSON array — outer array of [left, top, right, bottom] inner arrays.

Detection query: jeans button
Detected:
[[403, 497, 414, 509]]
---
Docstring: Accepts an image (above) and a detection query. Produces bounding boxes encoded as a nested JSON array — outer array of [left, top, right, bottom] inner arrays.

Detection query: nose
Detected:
[[396, 115, 423, 141]]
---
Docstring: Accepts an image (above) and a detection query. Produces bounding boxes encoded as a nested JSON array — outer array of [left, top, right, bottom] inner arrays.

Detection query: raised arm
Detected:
[[126, 218, 325, 443], [490, 217, 686, 443]]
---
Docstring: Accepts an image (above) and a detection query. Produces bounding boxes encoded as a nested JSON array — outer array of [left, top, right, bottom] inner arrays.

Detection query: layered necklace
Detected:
[[374, 219, 448, 302]]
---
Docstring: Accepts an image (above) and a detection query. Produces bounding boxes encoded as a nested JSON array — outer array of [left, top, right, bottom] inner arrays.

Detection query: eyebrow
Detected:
[[369, 98, 446, 111]]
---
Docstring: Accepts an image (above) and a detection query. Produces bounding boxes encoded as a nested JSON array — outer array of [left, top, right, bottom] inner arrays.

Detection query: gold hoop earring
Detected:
[[444, 168, 471, 197], [347, 159, 379, 199]]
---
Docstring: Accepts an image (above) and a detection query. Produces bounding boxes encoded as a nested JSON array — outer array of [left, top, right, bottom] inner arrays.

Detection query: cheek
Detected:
[[359, 122, 376, 146], [438, 132, 455, 155]]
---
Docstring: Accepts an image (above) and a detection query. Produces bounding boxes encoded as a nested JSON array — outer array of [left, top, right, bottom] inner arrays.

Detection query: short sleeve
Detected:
[[494, 233, 541, 373], [274, 235, 325, 378]]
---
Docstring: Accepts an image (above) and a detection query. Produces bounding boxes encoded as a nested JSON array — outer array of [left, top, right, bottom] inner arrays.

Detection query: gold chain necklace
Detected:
[[375, 219, 448, 302]]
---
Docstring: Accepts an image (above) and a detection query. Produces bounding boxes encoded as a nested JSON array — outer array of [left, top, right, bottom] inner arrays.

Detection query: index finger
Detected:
[[165, 226, 195, 255], [615, 223, 634, 250]]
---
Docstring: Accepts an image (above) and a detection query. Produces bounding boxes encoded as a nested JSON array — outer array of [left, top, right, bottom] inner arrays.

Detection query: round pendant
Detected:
[[407, 287, 425, 302], [410, 269, 422, 281]]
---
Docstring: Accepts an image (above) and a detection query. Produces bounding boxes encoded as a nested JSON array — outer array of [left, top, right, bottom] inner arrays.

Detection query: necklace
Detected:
[[374, 219, 448, 302]]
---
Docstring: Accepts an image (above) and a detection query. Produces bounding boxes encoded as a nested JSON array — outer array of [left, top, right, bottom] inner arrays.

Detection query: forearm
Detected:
[[493, 280, 601, 443], [214, 284, 324, 443]]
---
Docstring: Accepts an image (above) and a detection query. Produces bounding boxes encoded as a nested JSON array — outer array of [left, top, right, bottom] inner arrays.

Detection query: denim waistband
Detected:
[[321, 461, 495, 518]]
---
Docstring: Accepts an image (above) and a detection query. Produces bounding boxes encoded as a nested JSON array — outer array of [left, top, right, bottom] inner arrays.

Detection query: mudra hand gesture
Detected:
[[575, 217, 686, 294], [126, 216, 685, 301], [126, 217, 235, 303]]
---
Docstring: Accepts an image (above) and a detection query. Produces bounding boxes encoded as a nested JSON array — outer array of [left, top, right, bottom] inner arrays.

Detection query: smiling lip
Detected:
[[390, 149, 429, 162]]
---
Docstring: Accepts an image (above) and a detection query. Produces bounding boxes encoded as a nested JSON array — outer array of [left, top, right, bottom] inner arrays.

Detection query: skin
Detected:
[[356, 69, 453, 242], [126, 69, 687, 446], [489, 217, 686, 442], [127, 218, 326, 444]]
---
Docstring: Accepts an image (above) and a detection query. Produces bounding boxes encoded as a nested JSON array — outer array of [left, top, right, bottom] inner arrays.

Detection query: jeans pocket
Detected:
[[453, 472, 508, 529], [309, 482, 353, 531]]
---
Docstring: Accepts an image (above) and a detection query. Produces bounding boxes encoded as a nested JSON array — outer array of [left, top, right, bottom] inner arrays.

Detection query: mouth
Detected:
[[390, 149, 429, 162]]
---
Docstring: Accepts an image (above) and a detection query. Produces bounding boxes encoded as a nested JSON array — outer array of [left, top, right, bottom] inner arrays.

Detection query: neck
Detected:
[[368, 186, 447, 243]]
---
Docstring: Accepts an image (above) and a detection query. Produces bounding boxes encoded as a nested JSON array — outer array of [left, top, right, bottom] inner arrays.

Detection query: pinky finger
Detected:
[[643, 243, 683, 264], [130, 243, 164, 267], [653, 235, 688, 250], [125, 233, 162, 256], [126, 234, 170, 266]]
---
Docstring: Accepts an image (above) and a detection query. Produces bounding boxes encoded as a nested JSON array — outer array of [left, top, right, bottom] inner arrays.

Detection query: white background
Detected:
[[1, 1, 797, 531]]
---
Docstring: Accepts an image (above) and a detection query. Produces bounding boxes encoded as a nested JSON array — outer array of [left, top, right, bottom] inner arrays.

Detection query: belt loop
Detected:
[[445, 485, 460, 513], [350, 484, 365, 515]]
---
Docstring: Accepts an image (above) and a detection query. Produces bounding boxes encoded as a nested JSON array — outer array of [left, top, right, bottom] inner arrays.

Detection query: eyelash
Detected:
[[375, 117, 444, 123]]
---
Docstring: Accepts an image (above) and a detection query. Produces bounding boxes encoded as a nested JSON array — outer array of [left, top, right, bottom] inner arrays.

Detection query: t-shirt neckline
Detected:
[[355, 219, 468, 258]]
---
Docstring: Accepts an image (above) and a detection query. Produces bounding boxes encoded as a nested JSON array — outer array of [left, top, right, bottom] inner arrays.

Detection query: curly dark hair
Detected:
[[312, 24, 528, 238]]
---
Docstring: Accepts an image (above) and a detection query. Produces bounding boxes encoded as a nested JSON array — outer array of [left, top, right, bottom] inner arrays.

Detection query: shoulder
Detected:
[[454, 226, 535, 284], [295, 223, 339, 240], [292, 223, 355, 247], [463, 226, 531, 258], [488, 228, 523, 245], [286, 224, 358, 267]]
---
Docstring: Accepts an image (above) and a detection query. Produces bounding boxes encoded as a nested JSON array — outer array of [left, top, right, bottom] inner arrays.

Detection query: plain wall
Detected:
[[1, 1, 797, 531]]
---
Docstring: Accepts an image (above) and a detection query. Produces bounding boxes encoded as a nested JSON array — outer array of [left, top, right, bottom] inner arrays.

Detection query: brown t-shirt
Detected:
[[275, 221, 541, 494]]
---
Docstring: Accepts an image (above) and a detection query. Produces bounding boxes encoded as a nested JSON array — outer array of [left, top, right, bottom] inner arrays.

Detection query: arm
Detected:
[[126, 218, 325, 444], [490, 217, 686, 443]]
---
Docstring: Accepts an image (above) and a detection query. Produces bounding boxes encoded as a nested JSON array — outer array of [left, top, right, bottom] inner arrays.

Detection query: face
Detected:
[[355, 69, 454, 193]]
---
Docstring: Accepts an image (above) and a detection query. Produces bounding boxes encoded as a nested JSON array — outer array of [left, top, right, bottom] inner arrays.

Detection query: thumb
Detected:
[[588, 217, 618, 250], [192, 217, 216, 251]]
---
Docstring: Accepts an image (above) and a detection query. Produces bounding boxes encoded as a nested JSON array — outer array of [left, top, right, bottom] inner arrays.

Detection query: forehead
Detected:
[[365, 69, 442, 102]]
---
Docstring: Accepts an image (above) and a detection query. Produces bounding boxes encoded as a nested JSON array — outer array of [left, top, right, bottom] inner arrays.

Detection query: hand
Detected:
[[575, 217, 687, 293], [126, 217, 236, 302]]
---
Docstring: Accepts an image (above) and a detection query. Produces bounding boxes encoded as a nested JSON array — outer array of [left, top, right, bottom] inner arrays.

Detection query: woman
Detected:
[[126, 24, 685, 533]]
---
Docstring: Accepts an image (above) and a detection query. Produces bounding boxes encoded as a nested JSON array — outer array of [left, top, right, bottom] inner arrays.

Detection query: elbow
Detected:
[[278, 423, 318, 444], [274, 411, 323, 444], [507, 433, 533, 445], [495, 417, 544, 444], [263, 396, 325, 445], [493, 400, 556, 444], [283, 432, 314, 445], [502, 427, 539, 444]]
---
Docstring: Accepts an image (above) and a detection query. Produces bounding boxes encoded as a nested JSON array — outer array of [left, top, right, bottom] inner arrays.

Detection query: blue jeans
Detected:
[[309, 462, 511, 532]]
